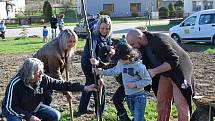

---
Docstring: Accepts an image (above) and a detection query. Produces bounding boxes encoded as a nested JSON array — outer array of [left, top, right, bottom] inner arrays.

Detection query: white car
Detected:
[[169, 9, 215, 45]]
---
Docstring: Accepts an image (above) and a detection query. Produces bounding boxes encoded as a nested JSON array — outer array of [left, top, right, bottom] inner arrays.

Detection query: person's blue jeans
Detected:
[[78, 58, 106, 114], [126, 93, 147, 121], [3, 104, 61, 121]]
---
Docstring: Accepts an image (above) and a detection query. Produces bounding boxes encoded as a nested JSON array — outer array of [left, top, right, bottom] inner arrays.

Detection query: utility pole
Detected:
[[157, 0, 160, 11]]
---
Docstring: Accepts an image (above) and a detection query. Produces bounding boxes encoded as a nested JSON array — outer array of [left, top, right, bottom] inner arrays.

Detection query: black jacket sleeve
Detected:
[[42, 75, 85, 92], [154, 35, 179, 69]]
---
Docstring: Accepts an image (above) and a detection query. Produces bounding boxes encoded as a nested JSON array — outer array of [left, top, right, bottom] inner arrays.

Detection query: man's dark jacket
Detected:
[[140, 31, 194, 113]]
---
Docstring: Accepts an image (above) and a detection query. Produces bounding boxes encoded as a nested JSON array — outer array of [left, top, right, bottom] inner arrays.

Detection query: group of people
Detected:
[[50, 14, 65, 39], [42, 14, 65, 43], [2, 15, 194, 121]]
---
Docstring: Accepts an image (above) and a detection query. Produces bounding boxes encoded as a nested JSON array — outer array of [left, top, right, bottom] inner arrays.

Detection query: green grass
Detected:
[[184, 42, 215, 53], [0, 38, 44, 54], [0, 38, 86, 54], [60, 98, 179, 121], [206, 48, 215, 53], [147, 23, 177, 31], [0, 37, 214, 55]]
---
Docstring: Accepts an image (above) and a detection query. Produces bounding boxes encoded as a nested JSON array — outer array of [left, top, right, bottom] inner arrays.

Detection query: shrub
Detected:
[[159, 7, 169, 19], [131, 12, 139, 17], [168, 3, 176, 18], [99, 10, 110, 16], [174, 1, 184, 10]]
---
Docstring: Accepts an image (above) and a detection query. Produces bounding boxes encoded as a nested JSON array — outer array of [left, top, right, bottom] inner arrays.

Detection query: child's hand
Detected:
[[90, 58, 99, 65], [109, 47, 115, 57], [127, 82, 136, 89]]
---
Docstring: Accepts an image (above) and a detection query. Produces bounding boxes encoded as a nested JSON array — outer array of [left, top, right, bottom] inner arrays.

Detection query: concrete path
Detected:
[[5, 21, 169, 39]]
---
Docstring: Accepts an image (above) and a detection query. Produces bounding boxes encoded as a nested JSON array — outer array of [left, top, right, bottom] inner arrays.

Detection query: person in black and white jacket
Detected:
[[1, 58, 96, 121]]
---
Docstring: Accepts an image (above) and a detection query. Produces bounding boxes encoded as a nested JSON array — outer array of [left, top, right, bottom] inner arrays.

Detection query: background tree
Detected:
[[174, 1, 184, 10], [43, 1, 52, 22], [25, 0, 43, 15], [168, 3, 175, 18], [159, 7, 169, 19], [168, 3, 175, 11]]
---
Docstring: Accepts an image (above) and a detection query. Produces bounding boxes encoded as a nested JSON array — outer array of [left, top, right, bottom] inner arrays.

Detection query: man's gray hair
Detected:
[[57, 29, 78, 56], [94, 16, 112, 37], [18, 58, 44, 85]]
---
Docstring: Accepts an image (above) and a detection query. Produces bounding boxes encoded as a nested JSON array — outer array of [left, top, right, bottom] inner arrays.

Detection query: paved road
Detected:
[[5, 21, 169, 38]]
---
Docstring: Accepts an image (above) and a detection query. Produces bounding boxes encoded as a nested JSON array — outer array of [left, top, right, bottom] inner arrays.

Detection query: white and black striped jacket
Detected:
[[2, 74, 84, 120]]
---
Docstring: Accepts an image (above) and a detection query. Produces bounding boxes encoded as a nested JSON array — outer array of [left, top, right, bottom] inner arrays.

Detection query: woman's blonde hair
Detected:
[[57, 29, 78, 57], [94, 16, 112, 37]]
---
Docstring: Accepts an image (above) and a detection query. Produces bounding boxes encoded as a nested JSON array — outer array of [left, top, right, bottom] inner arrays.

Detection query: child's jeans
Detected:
[[126, 93, 146, 121]]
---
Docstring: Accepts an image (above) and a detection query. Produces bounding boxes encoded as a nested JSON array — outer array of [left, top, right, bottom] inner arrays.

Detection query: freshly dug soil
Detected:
[[0, 43, 214, 121]]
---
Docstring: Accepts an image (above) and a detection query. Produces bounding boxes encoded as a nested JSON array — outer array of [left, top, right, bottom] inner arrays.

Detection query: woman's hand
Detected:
[[148, 69, 157, 78], [90, 58, 99, 66], [109, 47, 115, 57], [29, 115, 41, 121], [92, 68, 103, 75], [98, 78, 105, 87]]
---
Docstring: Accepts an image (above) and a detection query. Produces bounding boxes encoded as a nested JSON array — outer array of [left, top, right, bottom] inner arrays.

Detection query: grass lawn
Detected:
[[0, 37, 214, 54], [0, 37, 86, 54], [60, 98, 178, 121]]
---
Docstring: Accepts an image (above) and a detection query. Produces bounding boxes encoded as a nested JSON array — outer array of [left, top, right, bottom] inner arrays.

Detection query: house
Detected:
[[0, 0, 25, 20], [76, 0, 157, 17], [184, 0, 215, 16]]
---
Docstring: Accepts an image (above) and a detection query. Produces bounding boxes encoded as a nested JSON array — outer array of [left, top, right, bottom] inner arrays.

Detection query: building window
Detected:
[[203, 1, 213, 10], [130, 3, 141, 13], [192, 1, 201, 11], [103, 4, 114, 13]]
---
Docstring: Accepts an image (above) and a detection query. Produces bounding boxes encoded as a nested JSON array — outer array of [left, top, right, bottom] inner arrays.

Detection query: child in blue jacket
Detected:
[[92, 44, 152, 121]]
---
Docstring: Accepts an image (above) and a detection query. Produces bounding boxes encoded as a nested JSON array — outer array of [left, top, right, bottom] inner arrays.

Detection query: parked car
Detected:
[[74, 15, 110, 38], [169, 9, 215, 45]]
